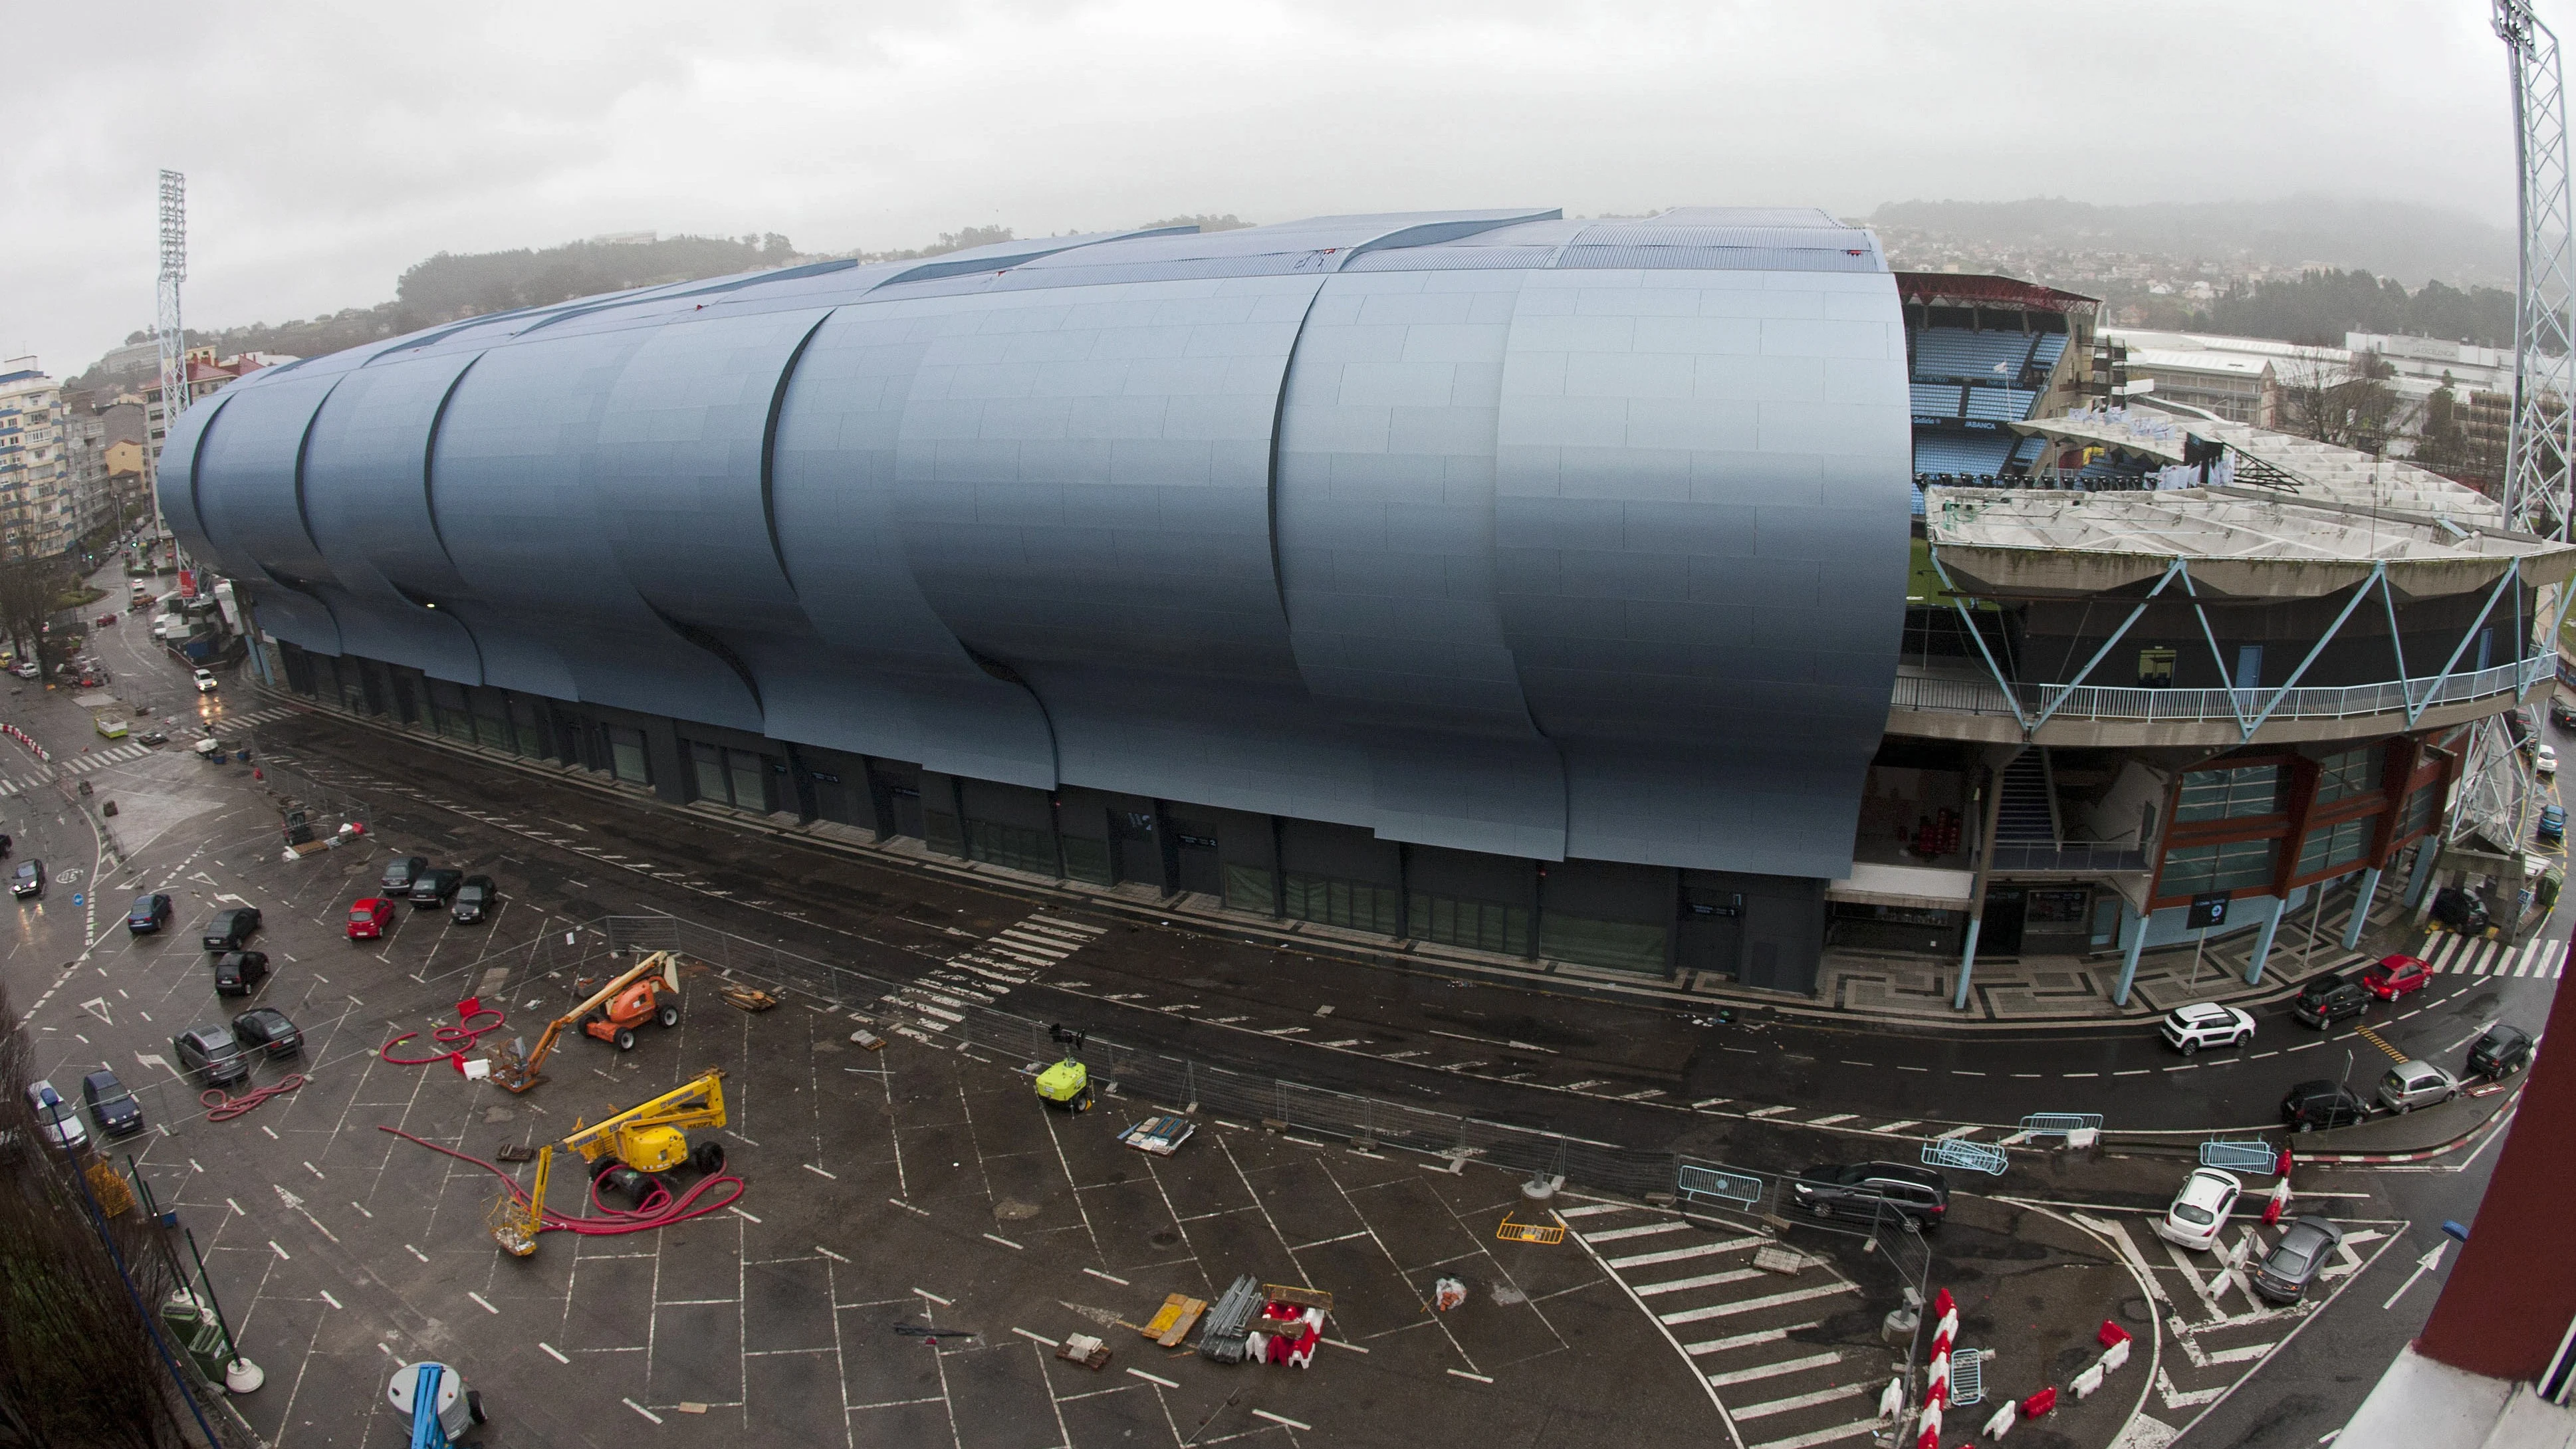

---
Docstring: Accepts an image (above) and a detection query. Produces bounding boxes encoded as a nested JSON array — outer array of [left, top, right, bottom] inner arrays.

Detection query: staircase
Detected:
[[1995, 751, 2058, 844]]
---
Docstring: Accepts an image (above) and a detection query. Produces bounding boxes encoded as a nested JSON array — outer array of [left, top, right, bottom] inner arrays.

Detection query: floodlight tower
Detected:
[[154, 169, 185, 550], [2498, 0, 2575, 541]]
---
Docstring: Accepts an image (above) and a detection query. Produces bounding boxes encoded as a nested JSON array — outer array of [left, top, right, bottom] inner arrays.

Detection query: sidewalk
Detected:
[[244, 683, 2516, 1035]]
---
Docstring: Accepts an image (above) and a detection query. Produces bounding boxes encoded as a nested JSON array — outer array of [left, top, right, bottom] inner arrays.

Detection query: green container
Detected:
[[160, 1293, 230, 1381]]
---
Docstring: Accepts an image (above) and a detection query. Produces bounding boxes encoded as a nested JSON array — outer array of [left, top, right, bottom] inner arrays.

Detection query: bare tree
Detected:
[[0, 557, 68, 670], [2273, 349, 2418, 453]]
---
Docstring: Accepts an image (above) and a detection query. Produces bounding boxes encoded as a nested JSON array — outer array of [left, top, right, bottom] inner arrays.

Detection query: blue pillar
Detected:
[[2404, 839, 2441, 909], [2341, 867, 2383, 952], [1954, 919, 1984, 1012], [2244, 893, 2288, 985], [2112, 900, 2149, 1006]]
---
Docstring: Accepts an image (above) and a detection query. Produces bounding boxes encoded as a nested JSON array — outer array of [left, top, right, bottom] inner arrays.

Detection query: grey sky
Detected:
[[3, 0, 2521, 376]]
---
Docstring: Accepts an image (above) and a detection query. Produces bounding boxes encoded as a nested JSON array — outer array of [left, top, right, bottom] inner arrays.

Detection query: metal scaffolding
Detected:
[[2498, 0, 2576, 542], [153, 169, 185, 545]]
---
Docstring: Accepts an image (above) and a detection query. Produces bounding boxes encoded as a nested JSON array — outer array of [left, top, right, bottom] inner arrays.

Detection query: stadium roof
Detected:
[[1895, 271, 2100, 314]]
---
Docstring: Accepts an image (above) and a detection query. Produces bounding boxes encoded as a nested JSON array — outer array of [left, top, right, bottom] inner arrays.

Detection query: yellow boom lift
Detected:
[[488, 1146, 552, 1258], [563, 1068, 731, 1205], [488, 952, 683, 1093]]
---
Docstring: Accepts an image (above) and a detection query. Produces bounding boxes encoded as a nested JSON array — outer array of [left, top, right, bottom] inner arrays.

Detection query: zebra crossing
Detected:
[[1565, 1202, 1883, 1449], [223, 705, 300, 726], [879, 914, 1106, 1039], [0, 740, 162, 795], [2420, 931, 2567, 979]]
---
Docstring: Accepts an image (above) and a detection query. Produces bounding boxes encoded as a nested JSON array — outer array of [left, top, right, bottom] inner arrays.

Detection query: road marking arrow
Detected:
[[2383, 1241, 2447, 1311]]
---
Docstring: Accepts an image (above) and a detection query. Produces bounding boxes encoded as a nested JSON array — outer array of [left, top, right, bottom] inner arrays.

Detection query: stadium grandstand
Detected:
[[1901, 273, 2099, 515]]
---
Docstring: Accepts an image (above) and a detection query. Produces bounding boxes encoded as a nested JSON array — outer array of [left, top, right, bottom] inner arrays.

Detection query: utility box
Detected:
[[160, 1293, 229, 1382]]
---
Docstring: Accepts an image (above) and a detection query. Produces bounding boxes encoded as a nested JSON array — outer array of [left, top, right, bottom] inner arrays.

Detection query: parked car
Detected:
[[2153, 1167, 2244, 1252], [231, 1006, 304, 1059], [201, 907, 262, 952], [2289, 972, 2371, 1030], [2282, 1079, 2371, 1132], [2160, 1002, 2256, 1056], [380, 855, 429, 893], [172, 1026, 251, 1088], [94, 612, 116, 627], [2432, 886, 2494, 933], [2544, 806, 2568, 847], [192, 668, 218, 693], [2555, 695, 2576, 730], [2543, 744, 2561, 777], [211, 950, 270, 996], [81, 1069, 144, 1138], [9, 859, 41, 899], [136, 729, 168, 747], [408, 867, 463, 909], [2252, 1215, 2346, 1303], [24, 1079, 87, 1151], [126, 893, 173, 934], [2359, 954, 2433, 1001], [2378, 1059, 2462, 1114], [451, 875, 499, 924], [1789, 1162, 1949, 1228], [347, 896, 396, 940], [2469, 1023, 2535, 1079]]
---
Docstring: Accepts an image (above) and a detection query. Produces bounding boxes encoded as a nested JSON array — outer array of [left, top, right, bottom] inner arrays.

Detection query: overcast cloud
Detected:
[[0, 0, 2521, 374]]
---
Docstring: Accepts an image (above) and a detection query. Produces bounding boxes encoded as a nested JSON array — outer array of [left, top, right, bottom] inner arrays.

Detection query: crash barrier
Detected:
[[603, 915, 1683, 1201], [1922, 1139, 2009, 1175], [1676, 1161, 1769, 1212], [2198, 1139, 2280, 1173], [2017, 1112, 2103, 1137]]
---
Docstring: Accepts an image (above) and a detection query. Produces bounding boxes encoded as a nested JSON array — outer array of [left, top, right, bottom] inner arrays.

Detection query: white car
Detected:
[[2160, 1002, 2256, 1056], [2540, 744, 2559, 776], [2153, 1167, 2243, 1251], [192, 668, 218, 693], [24, 1079, 88, 1151]]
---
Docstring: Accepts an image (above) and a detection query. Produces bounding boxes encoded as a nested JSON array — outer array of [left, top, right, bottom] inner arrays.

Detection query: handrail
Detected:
[[1892, 655, 2548, 725]]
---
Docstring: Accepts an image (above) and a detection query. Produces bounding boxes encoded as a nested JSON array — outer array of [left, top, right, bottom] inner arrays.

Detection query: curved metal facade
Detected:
[[164, 207, 1911, 878]]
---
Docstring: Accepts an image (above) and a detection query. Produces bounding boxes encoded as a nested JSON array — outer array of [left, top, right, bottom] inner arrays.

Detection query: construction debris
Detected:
[[1117, 1113, 1195, 1156], [717, 986, 778, 1012], [1057, 1333, 1112, 1370], [1140, 1293, 1206, 1348]]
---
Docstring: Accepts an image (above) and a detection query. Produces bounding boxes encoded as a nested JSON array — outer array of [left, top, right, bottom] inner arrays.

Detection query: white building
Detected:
[[0, 360, 74, 559]]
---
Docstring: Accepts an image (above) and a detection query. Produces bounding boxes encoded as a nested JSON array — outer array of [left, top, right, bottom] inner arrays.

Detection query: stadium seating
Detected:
[[1912, 431, 2016, 477], [1962, 388, 2039, 423], [2030, 334, 2069, 373], [1911, 328, 2037, 384], [2010, 435, 2047, 465], [1910, 383, 1964, 419]]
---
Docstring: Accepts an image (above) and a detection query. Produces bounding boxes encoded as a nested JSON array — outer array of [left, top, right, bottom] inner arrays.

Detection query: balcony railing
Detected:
[[1891, 655, 2549, 725], [1986, 841, 2149, 873]]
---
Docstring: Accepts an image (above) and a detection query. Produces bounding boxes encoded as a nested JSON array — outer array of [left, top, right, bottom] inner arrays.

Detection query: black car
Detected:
[[2281, 1079, 2370, 1132], [10, 859, 41, 899], [2252, 1215, 2346, 1303], [126, 893, 173, 934], [172, 1026, 251, 1088], [451, 875, 499, 924], [2555, 697, 2576, 730], [2468, 1023, 2535, 1079], [231, 1006, 304, 1059], [2289, 972, 2370, 1030], [211, 950, 269, 996], [408, 867, 463, 909], [380, 855, 429, 893], [80, 1069, 144, 1138], [1788, 1161, 1949, 1228], [2431, 886, 2493, 934], [201, 907, 262, 951]]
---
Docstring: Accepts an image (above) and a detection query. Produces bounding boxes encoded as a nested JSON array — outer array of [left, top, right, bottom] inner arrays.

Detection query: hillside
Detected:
[[1869, 195, 2516, 287]]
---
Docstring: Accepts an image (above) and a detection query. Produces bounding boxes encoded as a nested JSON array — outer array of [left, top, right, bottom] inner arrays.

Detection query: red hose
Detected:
[[376, 1126, 745, 1237], [380, 1006, 508, 1067], [203, 1074, 307, 1120]]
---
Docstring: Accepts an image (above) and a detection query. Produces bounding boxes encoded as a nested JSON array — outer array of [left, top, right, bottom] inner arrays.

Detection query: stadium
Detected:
[[160, 207, 2571, 1004]]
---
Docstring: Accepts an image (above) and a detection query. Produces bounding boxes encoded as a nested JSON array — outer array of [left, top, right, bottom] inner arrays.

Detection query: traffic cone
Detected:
[[2275, 1147, 2293, 1177], [2262, 1176, 2291, 1226]]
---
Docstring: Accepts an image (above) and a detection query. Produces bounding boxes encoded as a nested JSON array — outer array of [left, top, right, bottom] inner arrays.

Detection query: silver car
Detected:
[[2252, 1214, 2345, 1303], [2377, 1059, 2460, 1114], [23, 1079, 88, 1152]]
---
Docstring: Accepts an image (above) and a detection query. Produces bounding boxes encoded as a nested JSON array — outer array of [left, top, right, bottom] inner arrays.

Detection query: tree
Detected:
[[0, 556, 69, 667], [2274, 350, 2416, 453]]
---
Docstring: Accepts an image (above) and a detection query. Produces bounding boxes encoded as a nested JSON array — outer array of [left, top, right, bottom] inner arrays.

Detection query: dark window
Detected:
[[1060, 837, 1112, 885], [965, 820, 1054, 875], [2313, 748, 2381, 805], [2175, 765, 2280, 822], [2399, 781, 2442, 838], [1282, 873, 1401, 935], [2296, 818, 2375, 876], [1408, 892, 1530, 955], [2160, 838, 2277, 894], [1223, 863, 1274, 913], [1538, 913, 1669, 974], [604, 726, 649, 785]]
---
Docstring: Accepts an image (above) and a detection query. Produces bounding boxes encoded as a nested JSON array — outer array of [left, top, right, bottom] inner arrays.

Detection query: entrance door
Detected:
[[1170, 822, 1222, 897], [2233, 645, 2263, 691], [888, 786, 924, 841], [1112, 811, 1164, 890], [1978, 887, 2026, 956], [1675, 890, 1743, 980]]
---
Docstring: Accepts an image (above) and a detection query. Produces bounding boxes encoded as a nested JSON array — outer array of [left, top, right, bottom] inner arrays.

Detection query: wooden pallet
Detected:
[[1139, 1293, 1206, 1348], [718, 986, 778, 1012]]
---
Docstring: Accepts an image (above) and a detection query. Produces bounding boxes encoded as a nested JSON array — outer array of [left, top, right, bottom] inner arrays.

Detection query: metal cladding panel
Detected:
[[300, 352, 493, 683], [190, 370, 346, 653], [154, 391, 228, 570], [767, 304, 1060, 787], [1274, 268, 1568, 859], [1492, 268, 1911, 877], [429, 330, 764, 730], [594, 308, 824, 633]]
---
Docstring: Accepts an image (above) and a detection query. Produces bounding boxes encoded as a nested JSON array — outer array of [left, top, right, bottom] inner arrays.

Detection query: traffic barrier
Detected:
[[2070, 1363, 2105, 1400], [2020, 1386, 2056, 1418], [1879, 1377, 1906, 1420], [2262, 1176, 2292, 1226], [2101, 1337, 2131, 1375], [1982, 1400, 2016, 1440], [2096, 1320, 2131, 1351]]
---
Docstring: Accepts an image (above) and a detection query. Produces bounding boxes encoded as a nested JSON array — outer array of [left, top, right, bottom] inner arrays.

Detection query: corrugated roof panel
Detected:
[[1571, 225, 1871, 249], [1340, 245, 1556, 272], [1552, 244, 1880, 273], [1650, 205, 1845, 229]]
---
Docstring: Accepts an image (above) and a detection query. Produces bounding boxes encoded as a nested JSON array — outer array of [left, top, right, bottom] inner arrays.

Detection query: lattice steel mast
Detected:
[[2499, 0, 2575, 540], [154, 169, 185, 547]]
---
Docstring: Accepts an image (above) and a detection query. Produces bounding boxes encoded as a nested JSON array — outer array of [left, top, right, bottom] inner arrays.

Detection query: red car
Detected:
[[346, 897, 394, 941], [2360, 954, 2433, 1000], [94, 613, 117, 627]]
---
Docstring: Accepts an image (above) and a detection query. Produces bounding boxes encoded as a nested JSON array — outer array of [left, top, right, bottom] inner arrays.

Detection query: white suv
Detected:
[[2160, 1002, 2254, 1056], [2154, 1167, 2243, 1251], [192, 668, 218, 693]]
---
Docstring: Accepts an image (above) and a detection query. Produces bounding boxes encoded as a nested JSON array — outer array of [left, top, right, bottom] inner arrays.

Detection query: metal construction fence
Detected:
[[604, 913, 1683, 1200], [1891, 655, 2547, 726]]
